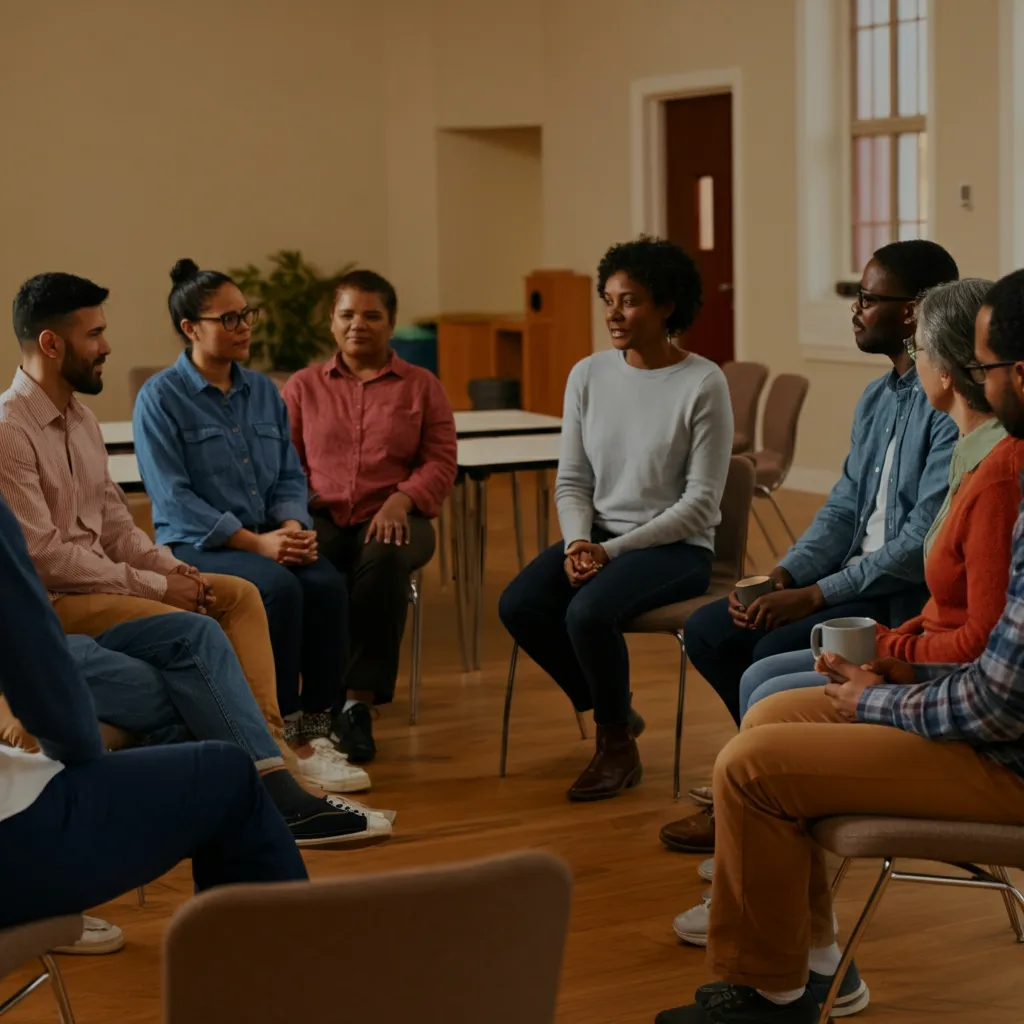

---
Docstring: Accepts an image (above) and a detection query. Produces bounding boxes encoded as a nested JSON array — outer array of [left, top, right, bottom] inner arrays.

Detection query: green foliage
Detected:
[[230, 249, 356, 373]]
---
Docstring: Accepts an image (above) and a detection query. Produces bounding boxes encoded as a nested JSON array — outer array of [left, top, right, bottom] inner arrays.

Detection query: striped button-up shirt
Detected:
[[0, 369, 180, 601], [859, 481, 1024, 779]]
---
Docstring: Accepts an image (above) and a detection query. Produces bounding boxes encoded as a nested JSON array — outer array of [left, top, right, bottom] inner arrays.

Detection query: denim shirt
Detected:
[[133, 352, 313, 549], [779, 365, 957, 625]]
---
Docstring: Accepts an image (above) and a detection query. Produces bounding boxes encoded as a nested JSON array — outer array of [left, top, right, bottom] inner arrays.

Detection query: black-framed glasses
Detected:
[[194, 307, 261, 332], [964, 360, 1018, 385], [856, 287, 915, 310]]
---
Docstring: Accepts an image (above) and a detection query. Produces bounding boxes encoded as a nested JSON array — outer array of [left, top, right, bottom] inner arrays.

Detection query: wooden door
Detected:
[[664, 93, 734, 364]]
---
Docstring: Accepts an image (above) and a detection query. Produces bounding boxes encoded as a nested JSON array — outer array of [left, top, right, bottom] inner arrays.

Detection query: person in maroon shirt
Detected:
[[282, 271, 457, 761]]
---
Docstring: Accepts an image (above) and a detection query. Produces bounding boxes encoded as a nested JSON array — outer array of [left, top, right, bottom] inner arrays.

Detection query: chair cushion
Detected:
[[812, 816, 1024, 870], [0, 915, 84, 978], [627, 578, 734, 634]]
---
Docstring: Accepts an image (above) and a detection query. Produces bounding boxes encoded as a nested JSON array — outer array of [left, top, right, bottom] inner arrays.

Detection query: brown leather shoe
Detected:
[[659, 807, 715, 853], [567, 724, 642, 802]]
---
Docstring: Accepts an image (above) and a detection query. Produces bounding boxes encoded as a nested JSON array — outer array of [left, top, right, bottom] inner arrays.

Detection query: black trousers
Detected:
[[313, 512, 435, 704]]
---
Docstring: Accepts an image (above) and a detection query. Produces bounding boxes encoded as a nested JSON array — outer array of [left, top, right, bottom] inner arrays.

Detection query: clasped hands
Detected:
[[728, 567, 826, 632], [255, 520, 319, 565], [563, 539, 609, 588], [163, 564, 215, 614], [815, 651, 915, 721]]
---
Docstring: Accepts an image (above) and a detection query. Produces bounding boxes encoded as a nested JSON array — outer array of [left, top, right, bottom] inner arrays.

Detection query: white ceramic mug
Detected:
[[734, 574, 775, 609], [810, 617, 878, 667]]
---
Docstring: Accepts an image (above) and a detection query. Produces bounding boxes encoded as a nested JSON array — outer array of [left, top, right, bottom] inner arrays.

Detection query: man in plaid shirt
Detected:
[[656, 272, 1024, 1024]]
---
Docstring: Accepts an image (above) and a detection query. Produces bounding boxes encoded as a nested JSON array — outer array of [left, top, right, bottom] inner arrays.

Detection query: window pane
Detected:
[[873, 0, 890, 24], [898, 0, 918, 19], [857, 29, 874, 120], [898, 20, 919, 115], [856, 226, 875, 271], [875, 222, 892, 252], [857, 0, 875, 26], [855, 136, 873, 224], [918, 0, 927, 19], [898, 221, 919, 241], [917, 13, 928, 115], [873, 135, 891, 222], [872, 25, 891, 118], [898, 132, 920, 226], [917, 132, 928, 221]]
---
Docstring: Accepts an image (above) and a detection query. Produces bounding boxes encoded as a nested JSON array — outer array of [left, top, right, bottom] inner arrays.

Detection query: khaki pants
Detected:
[[707, 687, 1024, 990], [52, 574, 284, 740]]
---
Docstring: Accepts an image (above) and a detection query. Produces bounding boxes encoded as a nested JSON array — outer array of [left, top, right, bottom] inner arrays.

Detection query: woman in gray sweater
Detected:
[[498, 237, 733, 801]]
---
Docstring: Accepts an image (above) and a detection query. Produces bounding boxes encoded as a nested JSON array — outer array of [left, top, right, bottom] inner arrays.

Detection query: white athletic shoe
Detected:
[[53, 916, 125, 956], [698, 857, 714, 883], [673, 891, 711, 947], [298, 742, 371, 793]]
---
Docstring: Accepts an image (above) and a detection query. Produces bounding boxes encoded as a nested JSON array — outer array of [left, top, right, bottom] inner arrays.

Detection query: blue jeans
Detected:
[[498, 535, 713, 727], [172, 547, 348, 718], [738, 649, 820, 721], [71, 613, 282, 769], [0, 741, 307, 929]]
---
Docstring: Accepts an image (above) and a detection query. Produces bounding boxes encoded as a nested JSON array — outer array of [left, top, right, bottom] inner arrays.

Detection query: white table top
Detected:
[[453, 410, 561, 436], [456, 432, 561, 472], [100, 421, 134, 447], [108, 453, 142, 486]]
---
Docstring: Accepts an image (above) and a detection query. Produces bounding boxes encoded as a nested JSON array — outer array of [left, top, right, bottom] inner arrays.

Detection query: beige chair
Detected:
[[813, 816, 1024, 1024], [0, 915, 82, 1022], [128, 365, 168, 404], [722, 361, 769, 455], [164, 851, 572, 1024], [744, 373, 810, 556], [499, 456, 756, 798]]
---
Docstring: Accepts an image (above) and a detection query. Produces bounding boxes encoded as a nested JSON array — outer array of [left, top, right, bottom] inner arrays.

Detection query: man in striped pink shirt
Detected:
[[0, 273, 283, 740]]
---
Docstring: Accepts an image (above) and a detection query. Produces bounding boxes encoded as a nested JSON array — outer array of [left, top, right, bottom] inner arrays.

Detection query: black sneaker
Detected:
[[331, 703, 377, 764], [656, 985, 818, 1023], [696, 962, 868, 1018], [285, 795, 392, 848]]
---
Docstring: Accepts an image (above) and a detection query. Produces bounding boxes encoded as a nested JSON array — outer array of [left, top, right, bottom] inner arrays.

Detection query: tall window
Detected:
[[852, 0, 928, 271]]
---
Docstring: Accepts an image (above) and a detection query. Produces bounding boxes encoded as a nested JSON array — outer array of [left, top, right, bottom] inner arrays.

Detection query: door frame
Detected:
[[629, 68, 746, 360]]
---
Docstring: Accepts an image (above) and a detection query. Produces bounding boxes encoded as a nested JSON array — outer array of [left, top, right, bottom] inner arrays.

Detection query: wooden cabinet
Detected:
[[436, 315, 524, 411]]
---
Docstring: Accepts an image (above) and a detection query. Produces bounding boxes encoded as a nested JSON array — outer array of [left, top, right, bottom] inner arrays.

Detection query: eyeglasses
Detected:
[[856, 287, 915, 310], [964, 360, 1018, 385], [194, 307, 261, 332]]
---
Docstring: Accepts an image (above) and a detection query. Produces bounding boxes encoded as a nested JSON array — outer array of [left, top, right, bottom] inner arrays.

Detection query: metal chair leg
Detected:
[[408, 574, 423, 725], [764, 488, 798, 545], [574, 710, 588, 740], [535, 470, 550, 553], [451, 481, 471, 673], [673, 634, 688, 801], [137, 885, 146, 907], [830, 858, 852, 897], [472, 478, 488, 672], [41, 954, 77, 1024], [989, 864, 1024, 941], [818, 857, 895, 1024], [0, 967, 50, 1016], [437, 502, 449, 590], [750, 503, 778, 558], [511, 472, 525, 570], [499, 641, 519, 777]]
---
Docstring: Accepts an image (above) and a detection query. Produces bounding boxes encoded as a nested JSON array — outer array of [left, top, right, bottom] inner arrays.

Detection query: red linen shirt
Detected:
[[282, 352, 457, 527]]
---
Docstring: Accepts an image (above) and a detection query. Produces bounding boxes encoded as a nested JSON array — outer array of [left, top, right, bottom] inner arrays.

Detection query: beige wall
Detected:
[[0, 0, 1007, 480]]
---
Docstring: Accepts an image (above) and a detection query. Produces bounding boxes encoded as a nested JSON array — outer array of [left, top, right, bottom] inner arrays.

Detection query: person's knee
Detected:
[[742, 689, 815, 731], [193, 740, 260, 795], [713, 726, 783, 794], [682, 598, 732, 657], [564, 589, 612, 640], [169, 610, 228, 648], [301, 561, 348, 607]]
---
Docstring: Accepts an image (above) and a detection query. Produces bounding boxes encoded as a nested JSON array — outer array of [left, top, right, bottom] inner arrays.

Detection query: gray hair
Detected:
[[916, 278, 994, 412]]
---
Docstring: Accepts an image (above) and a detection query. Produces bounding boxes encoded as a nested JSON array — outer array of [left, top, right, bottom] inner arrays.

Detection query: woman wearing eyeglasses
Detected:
[[132, 259, 366, 794]]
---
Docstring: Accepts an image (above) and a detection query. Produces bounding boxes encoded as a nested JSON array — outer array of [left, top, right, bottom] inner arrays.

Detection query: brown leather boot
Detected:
[[567, 724, 643, 802]]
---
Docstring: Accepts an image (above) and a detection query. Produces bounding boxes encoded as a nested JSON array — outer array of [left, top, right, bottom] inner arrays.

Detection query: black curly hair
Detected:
[[984, 269, 1024, 361], [596, 235, 702, 336]]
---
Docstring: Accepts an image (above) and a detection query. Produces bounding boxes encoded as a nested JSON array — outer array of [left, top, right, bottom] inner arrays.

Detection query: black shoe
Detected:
[[331, 703, 377, 764], [285, 795, 392, 847], [696, 962, 869, 1018], [656, 985, 818, 1023]]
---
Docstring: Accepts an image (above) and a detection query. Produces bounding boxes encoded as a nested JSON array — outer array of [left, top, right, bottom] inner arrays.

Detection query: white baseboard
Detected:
[[783, 467, 838, 495]]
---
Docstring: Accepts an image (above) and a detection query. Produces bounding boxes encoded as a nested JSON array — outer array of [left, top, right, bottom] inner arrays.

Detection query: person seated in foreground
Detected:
[[0, 493, 309, 932], [0, 272, 300, 762], [672, 276, 1024, 946], [282, 271, 457, 763], [653, 269, 1024, 1024], [133, 259, 362, 791], [661, 240, 961, 856], [0, 608, 391, 847], [498, 236, 734, 801]]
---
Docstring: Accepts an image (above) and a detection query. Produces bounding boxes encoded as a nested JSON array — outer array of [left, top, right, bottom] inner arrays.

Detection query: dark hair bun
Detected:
[[170, 259, 200, 285]]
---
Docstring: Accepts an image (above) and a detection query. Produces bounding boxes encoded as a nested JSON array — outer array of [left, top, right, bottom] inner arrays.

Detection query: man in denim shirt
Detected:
[[661, 240, 960, 855]]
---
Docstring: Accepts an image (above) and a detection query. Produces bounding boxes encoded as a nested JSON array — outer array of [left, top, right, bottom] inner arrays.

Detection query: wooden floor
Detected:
[[6, 477, 1023, 1022]]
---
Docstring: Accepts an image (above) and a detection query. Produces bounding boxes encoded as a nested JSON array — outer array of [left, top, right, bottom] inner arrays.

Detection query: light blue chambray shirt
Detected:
[[779, 365, 958, 626], [133, 351, 313, 549]]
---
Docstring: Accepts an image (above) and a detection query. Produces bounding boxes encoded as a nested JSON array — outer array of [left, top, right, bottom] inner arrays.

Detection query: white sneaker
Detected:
[[308, 737, 350, 762], [298, 744, 371, 793], [698, 857, 714, 883], [673, 891, 710, 947], [53, 916, 124, 956]]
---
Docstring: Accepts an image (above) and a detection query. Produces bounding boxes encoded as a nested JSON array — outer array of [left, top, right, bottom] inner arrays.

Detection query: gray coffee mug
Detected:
[[734, 574, 775, 609], [810, 616, 878, 666]]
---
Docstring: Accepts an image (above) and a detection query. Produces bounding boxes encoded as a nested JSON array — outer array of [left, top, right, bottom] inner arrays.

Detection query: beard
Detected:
[[61, 347, 104, 395], [992, 382, 1024, 439]]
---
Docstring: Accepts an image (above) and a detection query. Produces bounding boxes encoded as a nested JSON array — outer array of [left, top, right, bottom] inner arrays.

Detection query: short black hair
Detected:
[[13, 273, 109, 345], [872, 239, 959, 298], [596, 236, 702, 335], [168, 258, 235, 340], [984, 269, 1024, 361], [335, 270, 398, 322]]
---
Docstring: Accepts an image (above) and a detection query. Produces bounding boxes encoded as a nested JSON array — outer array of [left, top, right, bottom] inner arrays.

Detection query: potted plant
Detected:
[[230, 249, 355, 381]]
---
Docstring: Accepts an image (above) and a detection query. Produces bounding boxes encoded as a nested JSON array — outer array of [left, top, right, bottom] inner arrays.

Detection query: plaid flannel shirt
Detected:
[[858, 486, 1024, 779]]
